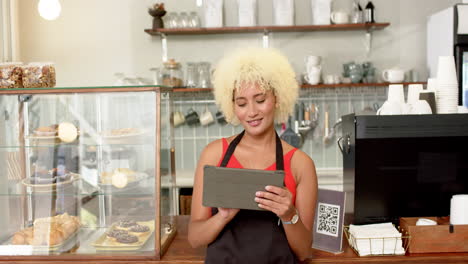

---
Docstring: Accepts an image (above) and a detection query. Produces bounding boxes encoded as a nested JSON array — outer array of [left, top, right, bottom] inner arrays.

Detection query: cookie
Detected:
[[115, 233, 138, 244], [128, 224, 150, 233]]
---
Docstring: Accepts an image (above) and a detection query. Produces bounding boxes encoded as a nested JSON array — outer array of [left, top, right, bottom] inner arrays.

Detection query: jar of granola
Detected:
[[22, 62, 56, 88], [0, 62, 23, 88], [161, 59, 183, 87]]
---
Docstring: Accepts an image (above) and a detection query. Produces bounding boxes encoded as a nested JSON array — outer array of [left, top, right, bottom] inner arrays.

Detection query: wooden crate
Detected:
[[400, 217, 468, 253]]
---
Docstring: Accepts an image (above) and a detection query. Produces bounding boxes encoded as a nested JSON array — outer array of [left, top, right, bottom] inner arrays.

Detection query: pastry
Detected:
[[106, 229, 128, 239], [115, 233, 138, 244], [13, 213, 81, 246], [34, 124, 58, 136], [58, 122, 78, 143], [116, 220, 138, 229], [111, 171, 129, 188], [128, 224, 150, 236]]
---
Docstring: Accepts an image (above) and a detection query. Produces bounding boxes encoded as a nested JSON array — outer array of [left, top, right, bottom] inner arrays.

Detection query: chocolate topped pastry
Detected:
[[106, 229, 128, 238], [117, 220, 138, 228], [128, 224, 150, 233], [115, 233, 138, 244]]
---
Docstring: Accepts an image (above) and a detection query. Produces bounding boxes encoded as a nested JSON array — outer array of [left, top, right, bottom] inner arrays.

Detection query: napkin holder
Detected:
[[399, 217, 468, 253]]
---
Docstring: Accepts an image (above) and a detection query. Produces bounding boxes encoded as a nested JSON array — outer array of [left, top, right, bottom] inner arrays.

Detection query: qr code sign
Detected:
[[316, 202, 340, 237]]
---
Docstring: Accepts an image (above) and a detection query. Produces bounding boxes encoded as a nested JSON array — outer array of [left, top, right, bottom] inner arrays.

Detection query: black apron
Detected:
[[205, 131, 298, 264]]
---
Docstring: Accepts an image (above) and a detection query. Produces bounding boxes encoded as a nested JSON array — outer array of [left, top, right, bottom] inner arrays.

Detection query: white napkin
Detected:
[[349, 222, 405, 256]]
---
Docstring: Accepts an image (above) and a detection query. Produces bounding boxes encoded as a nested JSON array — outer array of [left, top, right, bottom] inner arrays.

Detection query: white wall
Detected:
[[17, 0, 460, 87]]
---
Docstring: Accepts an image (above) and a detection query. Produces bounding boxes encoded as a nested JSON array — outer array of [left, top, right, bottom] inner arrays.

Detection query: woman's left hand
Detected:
[[255, 185, 296, 221]]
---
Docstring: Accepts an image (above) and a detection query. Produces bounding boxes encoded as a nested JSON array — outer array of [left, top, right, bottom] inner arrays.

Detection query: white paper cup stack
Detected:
[[436, 56, 459, 114], [450, 194, 468, 225]]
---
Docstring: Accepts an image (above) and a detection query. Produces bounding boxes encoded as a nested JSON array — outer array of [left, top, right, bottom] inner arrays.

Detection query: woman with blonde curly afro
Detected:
[[188, 47, 318, 263]]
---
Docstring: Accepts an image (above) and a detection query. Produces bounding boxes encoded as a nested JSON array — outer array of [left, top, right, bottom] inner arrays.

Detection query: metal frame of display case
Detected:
[[0, 86, 177, 261]]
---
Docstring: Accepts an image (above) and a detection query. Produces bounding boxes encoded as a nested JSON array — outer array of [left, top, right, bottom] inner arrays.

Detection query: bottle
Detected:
[[365, 1, 375, 23]]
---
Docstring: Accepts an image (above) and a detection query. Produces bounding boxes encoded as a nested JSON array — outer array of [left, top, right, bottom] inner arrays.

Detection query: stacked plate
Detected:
[[435, 56, 458, 114]]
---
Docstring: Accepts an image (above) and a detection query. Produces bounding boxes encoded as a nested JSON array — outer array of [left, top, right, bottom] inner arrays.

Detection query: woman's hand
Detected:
[[217, 207, 240, 221], [255, 185, 296, 221]]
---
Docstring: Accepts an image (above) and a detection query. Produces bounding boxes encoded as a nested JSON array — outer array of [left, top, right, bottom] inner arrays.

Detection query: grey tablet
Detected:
[[203, 165, 284, 211]]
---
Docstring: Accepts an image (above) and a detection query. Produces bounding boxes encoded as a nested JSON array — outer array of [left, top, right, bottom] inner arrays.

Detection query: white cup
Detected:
[[387, 84, 405, 104], [376, 100, 402, 115], [305, 72, 321, 85], [382, 69, 405, 83], [324, 75, 335, 84], [305, 55, 321, 67], [427, 78, 438, 92], [437, 56, 458, 85], [333, 75, 341, 84], [200, 109, 214, 126], [409, 100, 432, 115], [450, 194, 468, 225], [331, 11, 349, 24], [407, 84, 423, 105]]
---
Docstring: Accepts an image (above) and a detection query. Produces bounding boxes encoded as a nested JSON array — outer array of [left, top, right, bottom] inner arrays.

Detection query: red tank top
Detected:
[[217, 138, 298, 203]]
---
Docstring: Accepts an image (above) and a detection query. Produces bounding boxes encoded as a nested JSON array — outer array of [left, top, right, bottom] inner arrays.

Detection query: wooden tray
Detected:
[[400, 217, 468, 253], [92, 220, 154, 251]]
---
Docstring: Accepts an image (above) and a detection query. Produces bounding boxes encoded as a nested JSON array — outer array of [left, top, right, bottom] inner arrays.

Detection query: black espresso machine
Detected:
[[340, 113, 468, 224]]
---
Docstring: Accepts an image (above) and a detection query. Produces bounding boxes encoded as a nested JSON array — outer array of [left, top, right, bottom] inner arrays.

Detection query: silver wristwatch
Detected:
[[281, 209, 299, 225]]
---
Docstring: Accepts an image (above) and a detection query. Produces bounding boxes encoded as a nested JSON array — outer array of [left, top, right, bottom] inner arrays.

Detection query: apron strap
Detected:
[[220, 130, 284, 171]]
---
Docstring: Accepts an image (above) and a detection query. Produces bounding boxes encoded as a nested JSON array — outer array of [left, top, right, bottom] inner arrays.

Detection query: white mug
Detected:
[[200, 109, 214, 126], [305, 72, 321, 85], [305, 55, 322, 68], [331, 11, 349, 24], [382, 69, 405, 83], [324, 75, 335, 84]]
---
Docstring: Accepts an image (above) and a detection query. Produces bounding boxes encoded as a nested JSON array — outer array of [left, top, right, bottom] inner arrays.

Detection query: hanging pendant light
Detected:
[[38, 0, 61, 20]]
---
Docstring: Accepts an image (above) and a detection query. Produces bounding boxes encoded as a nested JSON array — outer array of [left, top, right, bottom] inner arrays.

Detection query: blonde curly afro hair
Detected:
[[212, 47, 298, 125]]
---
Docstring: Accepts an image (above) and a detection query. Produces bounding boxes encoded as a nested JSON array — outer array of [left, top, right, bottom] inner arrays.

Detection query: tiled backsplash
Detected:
[[173, 87, 388, 171]]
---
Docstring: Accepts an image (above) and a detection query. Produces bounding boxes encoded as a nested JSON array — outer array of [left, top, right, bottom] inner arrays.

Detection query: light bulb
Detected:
[[38, 0, 61, 20]]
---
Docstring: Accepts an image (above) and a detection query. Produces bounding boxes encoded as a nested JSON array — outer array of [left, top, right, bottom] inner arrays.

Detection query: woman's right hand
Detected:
[[217, 207, 240, 221]]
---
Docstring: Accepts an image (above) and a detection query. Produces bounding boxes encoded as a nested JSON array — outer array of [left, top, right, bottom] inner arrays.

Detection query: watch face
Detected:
[[291, 214, 299, 224]]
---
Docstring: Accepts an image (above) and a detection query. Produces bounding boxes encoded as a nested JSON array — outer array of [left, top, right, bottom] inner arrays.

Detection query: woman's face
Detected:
[[233, 82, 276, 135]]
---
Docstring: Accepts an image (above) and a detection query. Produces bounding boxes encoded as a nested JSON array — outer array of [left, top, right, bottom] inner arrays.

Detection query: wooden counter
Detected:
[[161, 216, 468, 264]]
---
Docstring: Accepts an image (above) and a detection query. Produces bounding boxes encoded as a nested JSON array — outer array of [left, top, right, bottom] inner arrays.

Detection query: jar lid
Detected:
[[164, 59, 181, 69]]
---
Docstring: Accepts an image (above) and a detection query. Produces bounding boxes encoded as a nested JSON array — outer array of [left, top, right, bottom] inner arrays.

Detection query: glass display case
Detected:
[[0, 86, 176, 260]]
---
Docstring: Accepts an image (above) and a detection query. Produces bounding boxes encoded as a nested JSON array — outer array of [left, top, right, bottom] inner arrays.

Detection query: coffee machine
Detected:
[[340, 114, 468, 224]]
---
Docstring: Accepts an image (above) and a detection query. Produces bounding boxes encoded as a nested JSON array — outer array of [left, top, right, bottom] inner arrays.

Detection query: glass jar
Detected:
[[185, 62, 198, 88], [0, 62, 23, 88], [162, 59, 183, 88], [22, 62, 56, 88], [198, 62, 211, 88]]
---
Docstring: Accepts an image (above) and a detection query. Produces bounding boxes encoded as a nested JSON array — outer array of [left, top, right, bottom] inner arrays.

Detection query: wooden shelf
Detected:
[[171, 82, 426, 92], [145, 23, 390, 36], [301, 82, 427, 89]]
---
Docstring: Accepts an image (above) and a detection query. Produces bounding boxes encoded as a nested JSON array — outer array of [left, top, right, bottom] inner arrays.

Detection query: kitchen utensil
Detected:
[[323, 117, 342, 145], [323, 109, 329, 143], [280, 117, 301, 148]]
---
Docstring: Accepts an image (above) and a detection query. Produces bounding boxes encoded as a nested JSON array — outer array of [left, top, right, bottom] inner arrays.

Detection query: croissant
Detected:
[[12, 213, 80, 246]]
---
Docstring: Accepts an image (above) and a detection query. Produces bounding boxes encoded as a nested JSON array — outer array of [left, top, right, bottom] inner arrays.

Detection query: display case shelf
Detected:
[[144, 23, 390, 36]]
